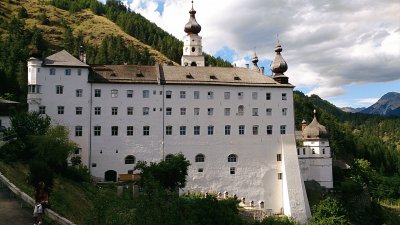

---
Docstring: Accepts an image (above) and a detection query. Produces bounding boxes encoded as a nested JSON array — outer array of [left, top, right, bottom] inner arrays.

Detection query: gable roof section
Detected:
[[89, 65, 159, 83], [43, 50, 89, 67]]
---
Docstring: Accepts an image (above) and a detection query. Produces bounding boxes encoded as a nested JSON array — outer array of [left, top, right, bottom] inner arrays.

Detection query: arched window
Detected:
[[165, 154, 174, 161], [228, 154, 237, 162], [238, 105, 244, 116], [125, 155, 136, 164], [195, 154, 205, 162]]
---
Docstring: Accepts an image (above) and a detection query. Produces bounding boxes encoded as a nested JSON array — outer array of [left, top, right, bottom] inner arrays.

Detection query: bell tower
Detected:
[[181, 1, 205, 67]]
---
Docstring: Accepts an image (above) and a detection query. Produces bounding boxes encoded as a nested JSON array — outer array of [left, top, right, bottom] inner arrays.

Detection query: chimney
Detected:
[[301, 119, 307, 131], [245, 63, 249, 69], [260, 67, 265, 74], [79, 45, 86, 63]]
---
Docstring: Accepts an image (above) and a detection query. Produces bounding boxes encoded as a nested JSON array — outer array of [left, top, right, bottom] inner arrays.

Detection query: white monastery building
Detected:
[[24, 2, 337, 223]]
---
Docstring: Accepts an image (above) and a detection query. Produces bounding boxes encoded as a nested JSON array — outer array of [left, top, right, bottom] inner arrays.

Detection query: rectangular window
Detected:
[[166, 107, 172, 115], [143, 90, 150, 98], [230, 167, 236, 175], [143, 107, 149, 115], [207, 108, 214, 116], [94, 107, 101, 115], [28, 85, 41, 94], [282, 108, 287, 116], [76, 107, 82, 115], [207, 91, 214, 99], [238, 92, 244, 99], [75, 126, 82, 136], [267, 125, 273, 135], [225, 125, 231, 135], [180, 91, 186, 99], [282, 93, 287, 100], [65, 69, 71, 76], [127, 126, 133, 136], [278, 173, 283, 180], [94, 89, 101, 97], [194, 126, 200, 135], [111, 126, 118, 136], [111, 89, 118, 98], [180, 107, 186, 115], [252, 108, 259, 116], [239, 125, 245, 135], [49, 68, 56, 75], [224, 108, 230, 116], [166, 91, 172, 99], [303, 148, 306, 155], [153, 90, 157, 95], [127, 90, 133, 98], [280, 125, 286, 135], [266, 92, 271, 100], [127, 107, 133, 115], [57, 106, 64, 114], [252, 92, 258, 100], [143, 126, 150, 136], [194, 91, 200, 99], [208, 126, 214, 135], [112, 107, 118, 115], [224, 92, 230, 100], [78, 69, 82, 76], [56, 85, 63, 94], [166, 126, 172, 135], [252, 125, 259, 135], [194, 108, 200, 116], [76, 89, 82, 97], [39, 106, 46, 114], [297, 148, 300, 155], [94, 126, 101, 136], [266, 108, 272, 116], [277, 154, 282, 161], [180, 126, 186, 135]]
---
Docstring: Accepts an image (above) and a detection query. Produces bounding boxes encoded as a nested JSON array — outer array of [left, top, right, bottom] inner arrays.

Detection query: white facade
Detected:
[[182, 34, 205, 67]]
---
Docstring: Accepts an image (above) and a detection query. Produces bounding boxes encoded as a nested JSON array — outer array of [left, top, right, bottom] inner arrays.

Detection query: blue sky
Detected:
[[101, 0, 400, 108]]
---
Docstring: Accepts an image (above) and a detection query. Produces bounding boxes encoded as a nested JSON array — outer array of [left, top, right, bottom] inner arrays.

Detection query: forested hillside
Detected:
[[0, 0, 231, 102]]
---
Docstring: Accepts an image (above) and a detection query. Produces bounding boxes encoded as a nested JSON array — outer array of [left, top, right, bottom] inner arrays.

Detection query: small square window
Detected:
[[198, 168, 203, 173], [76, 89, 83, 97], [94, 126, 101, 136], [143, 107, 149, 115], [207, 108, 213, 116], [56, 85, 63, 94], [111, 126, 118, 136], [180, 108, 186, 115], [166, 91, 172, 99], [75, 126, 82, 136], [78, 69, 82, 76], [57, 106, 64, 114], [127, 107, 133, 115], [252, 125, 259, 135], [194, 91, 200, 99], [180, 91, 186, 99], [166, 126, 173, 135], [76, 107, 82, 115], [127, 126, 133, 136], [252, 108, 259, 116], [111, 89, 118, 98], [94, 89, 101, 97], [280, 125, 286, 135], [230, 167, 236, 175], [207, 91, 214, 99], [180, 126, 186, 135], [143, 90, 150, 98], [94, 107, 101, 115], [282, 108, 287, 116], [266, 108, 272, 116], [282, 93, 287, 100], [224, 92, 230, 100], [252, 92, 258, 100], [166, 107, 172, 115], [39, 106, 46, 114], [208, 126, 214, 135], [127, 90, 133, 98], [278, 173, 282, 180], [225, 125, 231, 135], [194, 108, 200, 116], [194, 126, 200, 135], [267, 125, 273, 135], [266, 93, 271, 100], [143, 126, 150, 136], [112, 107, 118, 115], [49, 68, 56, 75], [92, 163, 97, 167], [277, 154, 282, 161], [238, 92, 244, 99], [224, 108, 230, 116], [65, 69, 71, 76], [239, 125, 245, 135]]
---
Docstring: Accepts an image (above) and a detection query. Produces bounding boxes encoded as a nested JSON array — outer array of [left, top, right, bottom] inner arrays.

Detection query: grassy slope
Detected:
[[1, 0, 177, 64]]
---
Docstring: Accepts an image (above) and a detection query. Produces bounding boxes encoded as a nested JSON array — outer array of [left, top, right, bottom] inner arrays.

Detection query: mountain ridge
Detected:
[[361, 92, 400, 116]]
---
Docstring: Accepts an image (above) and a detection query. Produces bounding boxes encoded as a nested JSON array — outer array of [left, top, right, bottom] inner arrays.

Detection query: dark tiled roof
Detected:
[[43, 50, 89, 67], [89, 65, 159, 83]]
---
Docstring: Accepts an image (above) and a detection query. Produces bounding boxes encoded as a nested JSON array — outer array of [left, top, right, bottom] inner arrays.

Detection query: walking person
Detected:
[[33, 181, 49, 225]]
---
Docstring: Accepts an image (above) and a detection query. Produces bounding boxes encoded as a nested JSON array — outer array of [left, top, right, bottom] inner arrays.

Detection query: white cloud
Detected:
[[107, 0, 400, 98], [356, 98, 379, 106]]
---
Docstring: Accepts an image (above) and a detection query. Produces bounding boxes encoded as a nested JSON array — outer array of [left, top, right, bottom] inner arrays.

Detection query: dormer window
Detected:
[[136, 72, 144, 77], [234, 76, 241, 80], [186, 73, 194, 79], [210, 75, 217, 80]]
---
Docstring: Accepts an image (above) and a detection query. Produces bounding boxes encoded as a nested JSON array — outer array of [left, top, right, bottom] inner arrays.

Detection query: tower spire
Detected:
[[184, 0, 201, 35], [251, 48, 260, 72], [270, 35, 289, 84]]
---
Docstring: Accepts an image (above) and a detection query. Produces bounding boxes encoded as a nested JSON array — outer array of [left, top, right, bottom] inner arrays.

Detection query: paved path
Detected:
[[0, 186, 33, 225]]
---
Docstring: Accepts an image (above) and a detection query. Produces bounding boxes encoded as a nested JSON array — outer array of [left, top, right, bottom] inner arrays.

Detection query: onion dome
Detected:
[[252, 52, 260, 72], [184, 1, 201, 35], [302, 111, 328, 139], [270, 40, 288, 74]]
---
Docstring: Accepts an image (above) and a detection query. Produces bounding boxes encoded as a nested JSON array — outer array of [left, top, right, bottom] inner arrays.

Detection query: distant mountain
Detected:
[[361, 92, 400, 116], [341, 107, 366, 113]]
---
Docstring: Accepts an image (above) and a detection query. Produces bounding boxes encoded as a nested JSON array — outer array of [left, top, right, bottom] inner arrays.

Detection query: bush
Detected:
[[18, 7, 28, 19], [62, 166, 91, 182]]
